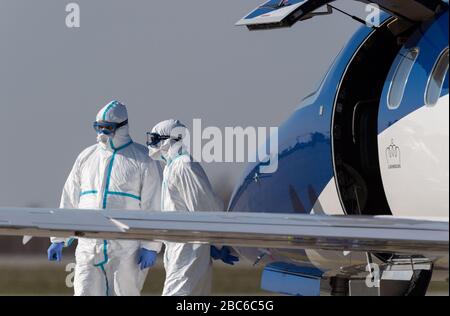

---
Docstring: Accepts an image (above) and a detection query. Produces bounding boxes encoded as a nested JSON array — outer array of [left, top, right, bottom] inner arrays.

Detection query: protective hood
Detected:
[[96, 101, 132, 151], [149, 119, 188, 162]]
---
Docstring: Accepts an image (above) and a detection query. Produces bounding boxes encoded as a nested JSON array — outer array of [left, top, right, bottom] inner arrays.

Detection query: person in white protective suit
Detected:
[[47, 101, 163, 296], [147, 119, 238, 296]]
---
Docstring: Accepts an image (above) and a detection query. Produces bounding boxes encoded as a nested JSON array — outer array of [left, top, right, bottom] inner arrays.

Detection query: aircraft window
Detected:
[[425, 47, 449, 107], [388, 48, 420, 110]]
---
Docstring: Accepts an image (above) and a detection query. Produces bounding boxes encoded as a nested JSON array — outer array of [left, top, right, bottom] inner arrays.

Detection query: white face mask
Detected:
[[148, 146, 164, 161], [148, 137, 172, 162], [97, 133, 113, 144]]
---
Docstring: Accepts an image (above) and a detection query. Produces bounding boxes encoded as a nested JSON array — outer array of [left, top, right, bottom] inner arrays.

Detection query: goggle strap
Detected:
[[116, 119, 128, 129], [116, 120, 128, 129]]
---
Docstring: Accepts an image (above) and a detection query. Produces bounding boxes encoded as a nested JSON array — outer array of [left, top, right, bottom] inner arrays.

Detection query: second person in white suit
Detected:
[[147, 119, 227, 296]]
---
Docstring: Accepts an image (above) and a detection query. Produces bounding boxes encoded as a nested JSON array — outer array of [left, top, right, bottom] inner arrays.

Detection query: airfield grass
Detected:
[[0, 264, 268, 296], [0, 265, 447, 296], [0, 251, 447, 296]]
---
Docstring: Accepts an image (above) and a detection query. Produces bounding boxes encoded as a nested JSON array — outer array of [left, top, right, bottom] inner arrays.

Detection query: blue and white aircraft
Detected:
[[230, 0, 450, 295], [0, 0, 448, 296]]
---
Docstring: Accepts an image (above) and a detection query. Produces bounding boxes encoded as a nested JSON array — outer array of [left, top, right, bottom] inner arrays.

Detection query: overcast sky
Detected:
[[0, 0, 367, 207]]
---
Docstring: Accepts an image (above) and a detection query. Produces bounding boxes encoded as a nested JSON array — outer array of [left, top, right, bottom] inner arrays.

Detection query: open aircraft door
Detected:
[[236, 0, 448, 30]]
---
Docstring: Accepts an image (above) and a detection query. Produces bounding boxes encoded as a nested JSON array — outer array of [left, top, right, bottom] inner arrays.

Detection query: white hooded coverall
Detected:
[[150, 120, 223, 296], [52, 101, 162, 296]]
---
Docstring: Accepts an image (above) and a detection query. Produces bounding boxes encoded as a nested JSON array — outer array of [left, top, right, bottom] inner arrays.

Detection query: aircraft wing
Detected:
[[0, 207, 448, 257]]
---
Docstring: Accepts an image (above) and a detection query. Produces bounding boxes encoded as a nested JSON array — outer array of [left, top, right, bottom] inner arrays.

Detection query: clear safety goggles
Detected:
[[93, 120, 128, 135]]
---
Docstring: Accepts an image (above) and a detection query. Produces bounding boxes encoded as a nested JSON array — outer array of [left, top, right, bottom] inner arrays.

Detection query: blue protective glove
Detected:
[[211, 246, 239, 265], [137, 248, 157, 270], [47, 242, 64, 262]]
